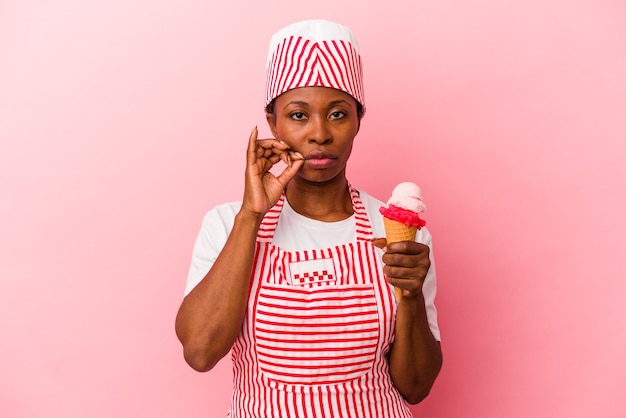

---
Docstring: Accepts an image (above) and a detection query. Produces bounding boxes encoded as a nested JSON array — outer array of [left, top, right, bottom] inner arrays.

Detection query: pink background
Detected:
[[2, 1, 625, 417]]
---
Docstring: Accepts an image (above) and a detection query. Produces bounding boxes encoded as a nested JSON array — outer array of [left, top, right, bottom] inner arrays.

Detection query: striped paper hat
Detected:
[[265, 20, 364, 107]]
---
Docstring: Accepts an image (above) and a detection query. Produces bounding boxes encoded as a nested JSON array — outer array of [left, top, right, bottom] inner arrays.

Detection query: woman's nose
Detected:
[[307, 117, 332, 145]]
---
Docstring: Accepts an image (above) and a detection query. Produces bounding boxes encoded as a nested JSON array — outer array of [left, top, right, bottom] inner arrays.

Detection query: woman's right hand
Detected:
[[242, 126, 304, 217]]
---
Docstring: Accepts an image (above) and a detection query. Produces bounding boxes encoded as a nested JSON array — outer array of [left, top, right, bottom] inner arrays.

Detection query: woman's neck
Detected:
[[285, 177, 353, 222]]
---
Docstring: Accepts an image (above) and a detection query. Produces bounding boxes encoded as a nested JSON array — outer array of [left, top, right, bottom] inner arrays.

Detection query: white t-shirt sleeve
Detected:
[[184, 202, 242, 296], [414, 227, 440, 342]]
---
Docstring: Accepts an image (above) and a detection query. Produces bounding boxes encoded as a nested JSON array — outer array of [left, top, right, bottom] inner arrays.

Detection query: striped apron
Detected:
[[228, 186, 412, 418]]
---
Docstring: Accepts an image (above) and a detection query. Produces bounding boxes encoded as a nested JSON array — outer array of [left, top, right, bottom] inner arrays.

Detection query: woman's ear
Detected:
[[265, 113, 278, 138]]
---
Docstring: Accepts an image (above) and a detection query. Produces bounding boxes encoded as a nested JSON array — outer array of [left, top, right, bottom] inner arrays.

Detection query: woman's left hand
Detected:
[[372, 239, 431, 299]]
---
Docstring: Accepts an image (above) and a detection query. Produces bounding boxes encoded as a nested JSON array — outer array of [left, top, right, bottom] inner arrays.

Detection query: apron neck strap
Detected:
[[257, 183, 374, 242], [349, 185, 375, 241]]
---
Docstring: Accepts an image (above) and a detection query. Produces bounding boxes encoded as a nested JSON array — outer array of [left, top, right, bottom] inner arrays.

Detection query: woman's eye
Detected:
[[330, 111, 345, 120], [290, 112, 306, 120]]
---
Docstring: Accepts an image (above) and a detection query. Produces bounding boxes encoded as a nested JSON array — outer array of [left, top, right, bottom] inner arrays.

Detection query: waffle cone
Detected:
[[382, 217, 418, 302], [383, 217, 418, 244]]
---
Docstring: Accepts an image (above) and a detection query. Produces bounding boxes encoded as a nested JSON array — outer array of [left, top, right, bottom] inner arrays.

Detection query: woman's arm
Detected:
[[379, 240, 443, 404], [389, 289, 442, 403], [174, 127, 303, 372], [175, 209, 263, 372]]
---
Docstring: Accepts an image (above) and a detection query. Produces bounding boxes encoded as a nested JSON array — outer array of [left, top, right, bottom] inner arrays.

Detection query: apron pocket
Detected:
[[254, 283, 380, 385]]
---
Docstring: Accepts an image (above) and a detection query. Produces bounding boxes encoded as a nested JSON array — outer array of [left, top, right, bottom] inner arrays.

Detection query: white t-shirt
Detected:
[[185, 189, 440, 340]]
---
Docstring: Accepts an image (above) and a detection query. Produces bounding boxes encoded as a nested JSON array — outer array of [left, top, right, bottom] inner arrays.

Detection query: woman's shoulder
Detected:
[[355, 189, 385, 208], [200, 200, 242, 230], [208, 200, 242, 215]]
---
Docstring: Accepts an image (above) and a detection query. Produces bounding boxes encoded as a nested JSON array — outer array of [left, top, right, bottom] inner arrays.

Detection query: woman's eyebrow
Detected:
[[284, 99, 351, 108], [284, 100, 309, 107], [328, 100, 351, 107]]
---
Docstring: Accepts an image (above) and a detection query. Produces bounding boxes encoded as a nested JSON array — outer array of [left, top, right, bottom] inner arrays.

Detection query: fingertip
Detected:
[[370, 238, 387, 250], [247, 126, 259, 161], [248, 126, 258, 146], [293, 158, 305, 170]]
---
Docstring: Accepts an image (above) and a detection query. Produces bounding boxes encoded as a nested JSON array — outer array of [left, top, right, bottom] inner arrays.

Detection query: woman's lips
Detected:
[[303, 151, 336, 169]]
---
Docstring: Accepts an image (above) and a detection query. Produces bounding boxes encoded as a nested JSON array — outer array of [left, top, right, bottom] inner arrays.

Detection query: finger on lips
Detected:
[[248, 127, 305, 171]]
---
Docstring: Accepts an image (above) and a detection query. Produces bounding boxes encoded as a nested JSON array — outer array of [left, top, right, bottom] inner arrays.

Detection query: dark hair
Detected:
[[264, 99, 366, 120]]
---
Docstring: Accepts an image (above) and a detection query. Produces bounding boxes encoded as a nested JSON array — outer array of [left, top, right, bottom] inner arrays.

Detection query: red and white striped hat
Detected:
[[265, 20, 364, 107]]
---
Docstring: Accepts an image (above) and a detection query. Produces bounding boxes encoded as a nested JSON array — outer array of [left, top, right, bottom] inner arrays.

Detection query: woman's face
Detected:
[[266, 87, 360, 185]]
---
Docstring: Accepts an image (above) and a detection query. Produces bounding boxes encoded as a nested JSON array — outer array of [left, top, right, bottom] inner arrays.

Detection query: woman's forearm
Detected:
[[389, 292, 443, 404], [175, 210, 263, 372]]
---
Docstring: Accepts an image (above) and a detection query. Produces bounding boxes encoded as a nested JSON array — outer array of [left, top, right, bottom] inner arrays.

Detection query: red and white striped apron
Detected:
[[228, 186, 412, 418]]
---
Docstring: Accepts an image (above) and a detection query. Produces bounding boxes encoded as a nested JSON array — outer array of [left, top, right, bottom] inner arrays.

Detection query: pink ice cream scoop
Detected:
[[379, 182, 426, 229]]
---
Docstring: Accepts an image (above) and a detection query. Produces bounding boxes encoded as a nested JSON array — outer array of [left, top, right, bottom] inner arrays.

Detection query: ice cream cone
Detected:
[[380, 182, 427, 303], [383, 217, 418, 243], [382, 217, 418, 301]]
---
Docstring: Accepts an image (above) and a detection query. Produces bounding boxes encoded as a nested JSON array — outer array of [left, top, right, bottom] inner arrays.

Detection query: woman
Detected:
[[175, 19, 442, 417]]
